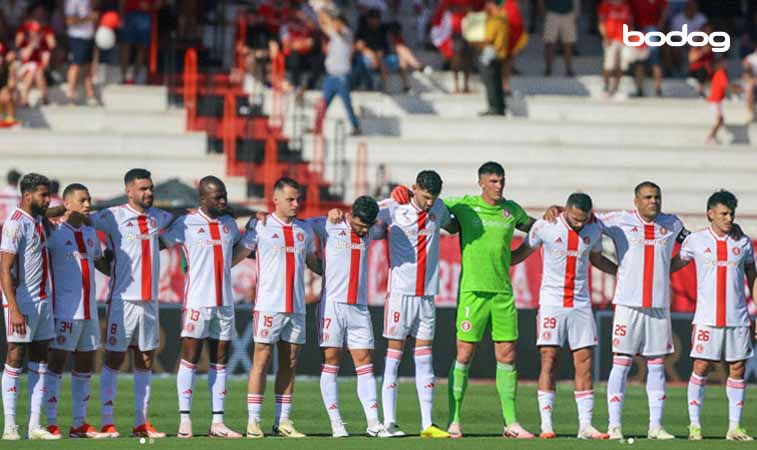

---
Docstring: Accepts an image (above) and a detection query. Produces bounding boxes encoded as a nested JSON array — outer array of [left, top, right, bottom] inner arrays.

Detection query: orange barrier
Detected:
[[263, 134, 279, 211], [149, 11, 158, 79], [355, 142, 368, 197], [223, 93, 237, 174], [269, 52, 286, 129], [183, 48, 198, 131], [236, 14, 247, 73]]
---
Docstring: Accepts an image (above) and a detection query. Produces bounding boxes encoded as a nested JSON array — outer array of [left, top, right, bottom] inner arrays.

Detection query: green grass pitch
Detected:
[[3, 376, 755, 449]]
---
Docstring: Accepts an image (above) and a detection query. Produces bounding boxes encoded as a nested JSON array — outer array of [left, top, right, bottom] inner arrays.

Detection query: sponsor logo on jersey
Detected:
[[223, 225, 230, 234], [733, 247, 741, 256], [297, 232, 305, 242], [583, 236, 591, 245]]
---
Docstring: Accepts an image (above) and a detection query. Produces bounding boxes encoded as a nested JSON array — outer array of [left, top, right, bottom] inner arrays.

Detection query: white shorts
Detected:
[[612, 305, 674, 357], [536, 306, 597, 350], [181, 306, 236, 341], [4, 300, 54, 343], [50, 318, 100, 352], [603, 40, 637, 72], [253, 311, 306, 345], [104, 300, 159, 352], [318, 301, 374, 349], [690, 325, 754, 362], [544, 12, 577, 44], [383, 292, 435, 341]]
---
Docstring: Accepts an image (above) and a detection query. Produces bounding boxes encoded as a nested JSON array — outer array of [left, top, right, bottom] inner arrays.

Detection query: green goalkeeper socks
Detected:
[[448, 361, 469, 425], [496, 362, 518, 425]]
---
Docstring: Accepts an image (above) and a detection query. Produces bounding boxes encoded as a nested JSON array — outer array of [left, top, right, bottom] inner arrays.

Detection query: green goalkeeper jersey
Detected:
[[444, 195, 530, 295]]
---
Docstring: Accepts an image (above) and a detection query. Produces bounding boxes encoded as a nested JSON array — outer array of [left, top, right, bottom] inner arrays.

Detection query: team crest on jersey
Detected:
[[223, 224, 230, 234], [542, 331, 551, 340], [503, 209, 511, 218], [108, 336, 117, 345], [733, 247, 741, 256], [429, 213, 436, 222], [150, 218, 157, 229], [297, 232, 304, 242], [659, 227, 668, 235], [460, 320, 472, 332], [261, 329, 269, 338], [184, 323, 195, 332], [695, 344, 704, 353], [583, 236, 590, 245], [56, 335, 66, 345], [87, 238, 94, 247], [613, 338, 620, 347]]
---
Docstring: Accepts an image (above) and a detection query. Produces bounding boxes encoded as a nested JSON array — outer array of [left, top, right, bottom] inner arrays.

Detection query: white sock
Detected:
[[134, 368, 151, 426], [607, 355, 631, 428], [687, 373, 706, 426], [356, 364, 379, 426], [414, 346, 435, 430], [247, 394, 263, 423], [208, 364, 227, 424], [44, 370, 62, 426], [27, 362, 46, 430], [320, 364, 341, 423], [275, 394, 292, 424], [538, 390, 555, 432], [2, 364, 22, 427], [726, 378, 745, 430], [646, 358, 666, 429], [177, 360, 196, 422], [100, 366, 118, 426], [71, 371, 91, 427], [381, 349, 402, 426], [575, 390, 594, 429]]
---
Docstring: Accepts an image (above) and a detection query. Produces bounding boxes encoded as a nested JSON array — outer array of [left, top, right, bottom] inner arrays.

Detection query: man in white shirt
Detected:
[[237, 177, 322, 438], [0, 173, 58, 441], [511, 193, 616, 440], [312, 196, 391, 438], [64, 0, 97, 105], [162, 176, 254, 439], [677, 190, 756, 441], [43, 183, 110, 439]]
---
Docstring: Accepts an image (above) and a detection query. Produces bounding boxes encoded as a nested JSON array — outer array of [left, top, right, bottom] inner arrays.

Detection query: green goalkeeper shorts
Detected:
[[456, 291, 518, 342]]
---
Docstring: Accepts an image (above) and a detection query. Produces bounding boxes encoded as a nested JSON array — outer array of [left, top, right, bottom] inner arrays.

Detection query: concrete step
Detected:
[[27, 84, 169, 112], [18, 107, 186, 133], [0, 130, 207, 157]]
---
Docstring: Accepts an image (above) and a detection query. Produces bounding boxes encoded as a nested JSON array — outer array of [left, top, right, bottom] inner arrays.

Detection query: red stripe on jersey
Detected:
[[716, 239, 728, 327], [415, 211, 428, 296], [107, 235, 116, 302], [562, 230, 579, 308], [73, 231, 92, 320], [137, 216, 152, 301], [283, 227, 295, 313], [642, 224, 655, 308], [347, 231, 361, 304], [35, 223, 49, 300], [208, 223, 224, 307]]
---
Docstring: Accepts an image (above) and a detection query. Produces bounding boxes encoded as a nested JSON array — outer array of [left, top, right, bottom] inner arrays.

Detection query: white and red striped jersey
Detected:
[[598, 210, 685, 309], [48, 222, 102, 320], [376, 198, 451, 297], [527, 215, 604, 308], [161, 210, 253, 308], [0, 208, 52, 306], [90, 204, 173, 302], [245, 214, 316, 314], [680, 228, 754, 327], [310, 217, 378, 305]]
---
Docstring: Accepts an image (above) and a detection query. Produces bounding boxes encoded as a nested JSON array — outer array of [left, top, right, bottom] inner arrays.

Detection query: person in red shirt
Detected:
[[630, 0, 667, 97], [15, 19, 55, 106], [0, 41, 19, 125], [431, 0, 485, 93], [706, 57, 734, 144], [120, 0, 162, 84], [598, 0, 634, 96]]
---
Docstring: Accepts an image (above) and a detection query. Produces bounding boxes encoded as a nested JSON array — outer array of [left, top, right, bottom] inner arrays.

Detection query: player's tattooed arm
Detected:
[[670, 254, 691, 273], [306, 251, 323, 276], [232, 244, 254, 267], [442, 217, 459, 234], [590, 251, 617, 275], [94, 257, 111, 276], [510, 241, 537, 265], [515, 216, 537, 233]]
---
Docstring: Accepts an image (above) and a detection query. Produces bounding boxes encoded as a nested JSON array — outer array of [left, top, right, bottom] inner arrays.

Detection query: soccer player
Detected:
[[678, 190, 756, 441], [162, 176, 253, 439], [377, 170, 452, 439], [510, 193, 616, 439], [89, 168, 173, 438], [1, 173, 59, 440], [591, 182, 687, 440], [44, 184, 110, 438], [239, 177, 322, 438], [312, 196, 390, 438]]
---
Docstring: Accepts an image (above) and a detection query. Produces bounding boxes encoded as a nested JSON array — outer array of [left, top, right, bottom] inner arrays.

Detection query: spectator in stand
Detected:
[[431, 0, 485, 94], [16, 15, 56, 106], [65, 0, 98, 105], [314, 7, 361, 135], [0, 169, 21, 223], [120, 0, 162, 85], [281, 7, 322, 100], [669, 0, 706, 76], [540, 0, 577, 77], [706, 56, 733, 144], [501, 0, 528, 95], [742, 47, 757, 121], [237, 5, 276, 92], [0, 0, 28, 42], [630, 0, 667, 97], [479, 0, 508, 116], [48, 179, 62, 207], [0, 41, 19, 125], [688, 22, 714, 97], [598, 0, 634, 97]]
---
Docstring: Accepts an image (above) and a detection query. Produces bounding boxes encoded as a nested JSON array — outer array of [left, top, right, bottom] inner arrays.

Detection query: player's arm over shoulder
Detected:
[[160, 214, 187, 249], [510, 200, 535, 233]]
